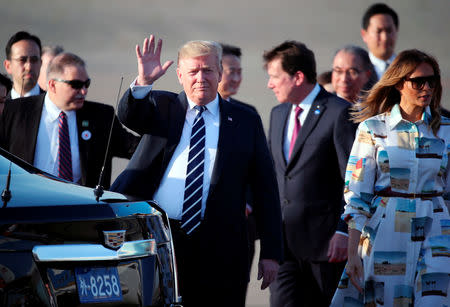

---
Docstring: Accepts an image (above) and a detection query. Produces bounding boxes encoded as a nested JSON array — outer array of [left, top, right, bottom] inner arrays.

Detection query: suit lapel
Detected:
[[161, 92, 188, 169], [27, 95, 45, 163], [208, 98, 236, 197], [76, 106, 89, 185], [287, 89, 328, 170], [277, 103, 291, 167]]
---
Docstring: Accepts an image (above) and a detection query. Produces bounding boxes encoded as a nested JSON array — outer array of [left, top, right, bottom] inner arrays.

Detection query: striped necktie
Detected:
[[181, 105, 206, 235], [288, 106, 303, 159], [58, 111, 73, 182]]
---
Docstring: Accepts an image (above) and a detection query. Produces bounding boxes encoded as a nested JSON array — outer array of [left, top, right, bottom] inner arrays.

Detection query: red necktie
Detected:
[[288, 106, 303, 159], [58, 111, 73, 181]]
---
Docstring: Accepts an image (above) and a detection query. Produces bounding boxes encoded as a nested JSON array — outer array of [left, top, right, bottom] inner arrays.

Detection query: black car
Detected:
[[0, 148, 181, 306]]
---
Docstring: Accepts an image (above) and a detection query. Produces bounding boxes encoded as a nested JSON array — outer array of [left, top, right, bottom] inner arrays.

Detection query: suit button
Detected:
[[283, 199, 290, 205], [285, 176, 291, 180]]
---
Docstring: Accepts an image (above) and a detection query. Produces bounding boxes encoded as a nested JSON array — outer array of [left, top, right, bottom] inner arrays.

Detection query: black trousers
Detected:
[[169, 220, 247, 307], [269, 247, 345, 307]]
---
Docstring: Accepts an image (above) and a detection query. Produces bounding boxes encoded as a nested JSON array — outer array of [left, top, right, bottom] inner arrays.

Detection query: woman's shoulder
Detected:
[[358, 112, 390, 131]]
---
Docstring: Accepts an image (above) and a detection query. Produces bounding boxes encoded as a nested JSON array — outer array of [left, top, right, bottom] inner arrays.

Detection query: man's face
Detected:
[[48, 65, 89, 111], [361, 14, 398, 61], [266, 58, 299, 104], [3, 39, 41, 94], [218, 54, 242, 99], [38, 53, 56, 90], [332, 51, 370, 102], [177, 54, 222, 105]]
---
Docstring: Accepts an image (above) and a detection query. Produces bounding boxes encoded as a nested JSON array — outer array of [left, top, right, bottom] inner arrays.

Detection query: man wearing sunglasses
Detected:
[[3, 31, 45, 99], [0, 52, 140, 188]]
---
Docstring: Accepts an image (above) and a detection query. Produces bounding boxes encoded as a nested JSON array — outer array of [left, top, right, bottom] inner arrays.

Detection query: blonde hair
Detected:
[[353, 49, 442, 135], [177, 40, 222, 70]]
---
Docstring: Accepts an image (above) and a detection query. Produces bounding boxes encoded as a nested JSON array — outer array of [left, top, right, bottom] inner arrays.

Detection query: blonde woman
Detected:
[[331, 49, 450, 306]]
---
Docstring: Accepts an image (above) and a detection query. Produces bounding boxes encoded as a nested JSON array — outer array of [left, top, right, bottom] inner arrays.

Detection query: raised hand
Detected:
[[136, 35, 174, 86]]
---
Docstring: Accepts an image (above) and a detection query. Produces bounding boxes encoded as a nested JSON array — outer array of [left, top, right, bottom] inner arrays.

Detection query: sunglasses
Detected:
[[53, 78, 91, 90], [404, 75, 438, 90]]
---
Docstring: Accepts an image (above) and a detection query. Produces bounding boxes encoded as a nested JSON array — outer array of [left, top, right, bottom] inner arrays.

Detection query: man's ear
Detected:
[[47, 78, 57, 93], [4, 60, 11, 74], [294, 71, 304, 86], [361, 29, 368, 45], [176, 67, 183, 85]]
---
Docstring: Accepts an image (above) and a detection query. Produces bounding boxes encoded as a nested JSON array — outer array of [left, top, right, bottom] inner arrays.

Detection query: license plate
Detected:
[[75, 267, 123, 303]]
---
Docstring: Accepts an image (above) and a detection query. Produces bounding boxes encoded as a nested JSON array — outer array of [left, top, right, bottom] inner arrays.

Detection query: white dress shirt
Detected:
[[369, 52, 396, 80], [34, 94, 82, 183], [130, 80, 220, 220], [10, 83, 41, 99], [283, 83, 320, 161]]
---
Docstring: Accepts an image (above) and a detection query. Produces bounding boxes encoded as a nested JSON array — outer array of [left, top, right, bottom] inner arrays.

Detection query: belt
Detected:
[[375, 190, 443, 199]]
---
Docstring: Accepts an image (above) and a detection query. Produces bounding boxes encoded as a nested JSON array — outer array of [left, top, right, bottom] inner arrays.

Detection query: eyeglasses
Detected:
[[53, 78, 91, 90], [404, 76, 437, 90], [11, 56, 40, 64], [332, 68, 361, 79]]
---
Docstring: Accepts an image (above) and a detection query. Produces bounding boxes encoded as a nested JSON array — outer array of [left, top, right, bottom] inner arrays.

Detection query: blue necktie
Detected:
[[58, 111, 73, 181], [181, 105, 206, 235]]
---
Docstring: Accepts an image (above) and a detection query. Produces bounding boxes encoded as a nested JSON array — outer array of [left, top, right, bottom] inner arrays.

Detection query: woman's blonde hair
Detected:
[[353, 49, 442, 134]]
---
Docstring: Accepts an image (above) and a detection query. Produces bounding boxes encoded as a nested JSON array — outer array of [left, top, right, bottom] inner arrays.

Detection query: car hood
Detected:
[[0, 172, 127, 207]]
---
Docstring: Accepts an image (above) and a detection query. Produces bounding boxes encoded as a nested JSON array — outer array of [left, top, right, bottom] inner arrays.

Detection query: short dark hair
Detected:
[[362, 3, 399, 30], [220, 43, 241, 58], [5, 31, 42, 59], [263, 41, 316, 83], [0, 73, 12, 93]]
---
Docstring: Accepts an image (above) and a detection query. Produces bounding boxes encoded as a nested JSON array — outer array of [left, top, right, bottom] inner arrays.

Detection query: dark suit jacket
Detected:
[[229, 97, 258, 114], [268, 87, 356, 261], [0, 94, 139, 188], [111, 89, 283, 284], [441, 107, 450, 118]]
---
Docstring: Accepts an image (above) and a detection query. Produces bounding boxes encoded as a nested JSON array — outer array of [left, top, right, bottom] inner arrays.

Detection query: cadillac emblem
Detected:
[[103, 230, 126, 249]]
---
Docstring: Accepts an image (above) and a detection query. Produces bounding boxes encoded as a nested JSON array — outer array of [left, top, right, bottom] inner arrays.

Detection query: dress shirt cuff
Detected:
[[347, 214, 367, 233], [335, 231, 348, 237], [130, 77, 153, 99]]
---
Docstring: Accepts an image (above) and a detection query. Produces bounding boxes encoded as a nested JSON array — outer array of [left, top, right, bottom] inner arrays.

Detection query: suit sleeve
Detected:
[[333, 104, 358, 233], [249, 113, 283, 262], [110, 116, 141, 159]]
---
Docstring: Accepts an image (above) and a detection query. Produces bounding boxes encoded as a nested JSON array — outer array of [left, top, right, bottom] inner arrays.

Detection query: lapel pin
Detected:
[[81, 130, 92, 141], [82, 120, 89, 127], [228, 116, 233, 122], [314, 105, 321, 115]]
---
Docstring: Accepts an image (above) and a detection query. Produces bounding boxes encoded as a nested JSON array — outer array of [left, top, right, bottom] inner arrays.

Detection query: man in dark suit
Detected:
[[218, 43, 257, 113], [218, 42, 258, 283], [0, 52, 139, 188], [111, 35, 283, 306], [264, 41, 356, 306], [3, 31, 45, 99]]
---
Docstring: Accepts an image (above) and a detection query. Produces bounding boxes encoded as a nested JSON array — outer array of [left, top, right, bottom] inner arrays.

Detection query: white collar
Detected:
[[186, 94, 220, 117], [10, 83, 41, 99]]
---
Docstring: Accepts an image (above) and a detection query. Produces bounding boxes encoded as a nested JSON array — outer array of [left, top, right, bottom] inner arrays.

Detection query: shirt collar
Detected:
[[44, 93, 76, 121], [186, 93, 219, 117], [10, 83, 41, 99], [388, 103, 431, 130], [292, 83, 321, 110], [369, 52, 396, 77]]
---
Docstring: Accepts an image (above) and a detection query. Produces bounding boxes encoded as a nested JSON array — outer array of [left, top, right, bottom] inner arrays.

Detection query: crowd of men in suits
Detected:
[[0, 2, 447, 306]]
